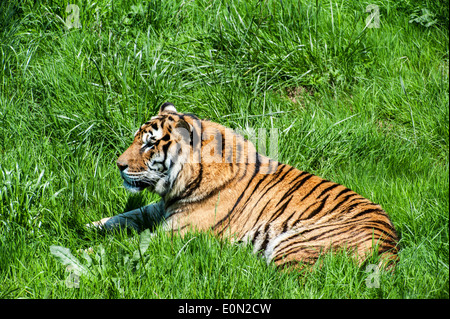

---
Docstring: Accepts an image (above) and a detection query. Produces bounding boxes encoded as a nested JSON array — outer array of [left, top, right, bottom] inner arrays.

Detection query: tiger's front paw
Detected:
[[86, 217, 114, 230], [86, 215, 142, 232]]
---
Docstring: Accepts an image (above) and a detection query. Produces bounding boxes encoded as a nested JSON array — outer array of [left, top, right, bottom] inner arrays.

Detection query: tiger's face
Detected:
[[116, 103, 192, 196]]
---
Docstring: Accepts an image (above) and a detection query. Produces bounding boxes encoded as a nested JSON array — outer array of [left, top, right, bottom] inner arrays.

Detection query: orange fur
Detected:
[[102, 103, 399, 267]]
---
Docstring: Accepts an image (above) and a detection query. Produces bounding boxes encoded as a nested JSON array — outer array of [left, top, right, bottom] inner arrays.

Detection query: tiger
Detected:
[[90, 102, 399, 268]]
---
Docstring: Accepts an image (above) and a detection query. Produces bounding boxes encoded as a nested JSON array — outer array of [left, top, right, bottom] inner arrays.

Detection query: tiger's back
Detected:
[[209, 162, 398, 266], [97, 102, 399, 268]]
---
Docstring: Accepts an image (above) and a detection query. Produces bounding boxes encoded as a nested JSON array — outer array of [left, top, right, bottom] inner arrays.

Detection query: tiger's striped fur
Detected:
[[91, 102, 399, 267]]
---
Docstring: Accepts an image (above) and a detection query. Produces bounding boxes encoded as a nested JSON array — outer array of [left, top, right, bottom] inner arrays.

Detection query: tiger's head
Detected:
[[117, 102, 274, 200], [116, 102, 194, 196]]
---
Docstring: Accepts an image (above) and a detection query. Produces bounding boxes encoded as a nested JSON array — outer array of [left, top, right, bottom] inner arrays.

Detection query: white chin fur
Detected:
[[123, 181, 147, 193]]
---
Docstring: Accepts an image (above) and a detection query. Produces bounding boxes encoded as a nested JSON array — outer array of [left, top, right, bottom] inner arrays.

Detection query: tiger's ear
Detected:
[[174, 118, 192, 143], [175, 118, 192, 132], [159, 102, 177, 114]]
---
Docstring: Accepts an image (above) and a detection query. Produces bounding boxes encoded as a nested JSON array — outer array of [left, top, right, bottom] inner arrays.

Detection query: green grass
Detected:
[[0, 0, 448, 299]]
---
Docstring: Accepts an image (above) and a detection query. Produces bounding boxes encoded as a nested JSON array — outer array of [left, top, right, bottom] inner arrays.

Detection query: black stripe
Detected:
[[190, 120, 201, 152], [248, 170, 272, 198], [247, 200, 272, 234], [164, 209, 184, 219], [165, 165, 203, 208], [153, 139, 161, 148], [275, 223, 359, 259], [213, 155, 263, 233], [303, 194, 329, 220], [244, 166, 291, 218], [305, 224, 357, 242], [195, 168, 240, 204], [345, 201, 367, 213], [257, 166, 295, 202], [192, 184, 223, 204], [318, 183, 340, 198], [259, 232, 271, 252], [352, 208, 384, 219], [182, 164, 203, 196], [334, 188, 352, 200], [279, 217, 396, 257], [328, 193, 359, 214], [275, 173, 313, 207], [313, 220, 396, 246], [289, 171, 309, 185], [254, 153, 261, 175], [291, 193, 331, 227], [175, 224, 190, 232], [213, 191, 246, 233], [221, 131, 226, 163], [358, 218, 395, 231], [161, 142, 170, 169], [180, 113, 200, 121], [267, 195, 294, 225], [273, 245, 320, 264], [251, 228, 261, 246], [282, 211, 297, 232], [299, 179, 329, 202], [218, 162, 283, 231]]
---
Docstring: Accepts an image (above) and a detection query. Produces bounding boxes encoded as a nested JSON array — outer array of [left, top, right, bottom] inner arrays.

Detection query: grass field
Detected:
[[0, 0, 448, 299]]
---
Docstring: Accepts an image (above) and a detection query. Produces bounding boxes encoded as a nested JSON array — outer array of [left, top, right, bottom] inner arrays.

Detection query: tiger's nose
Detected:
[[117, 160, 128, 172]]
